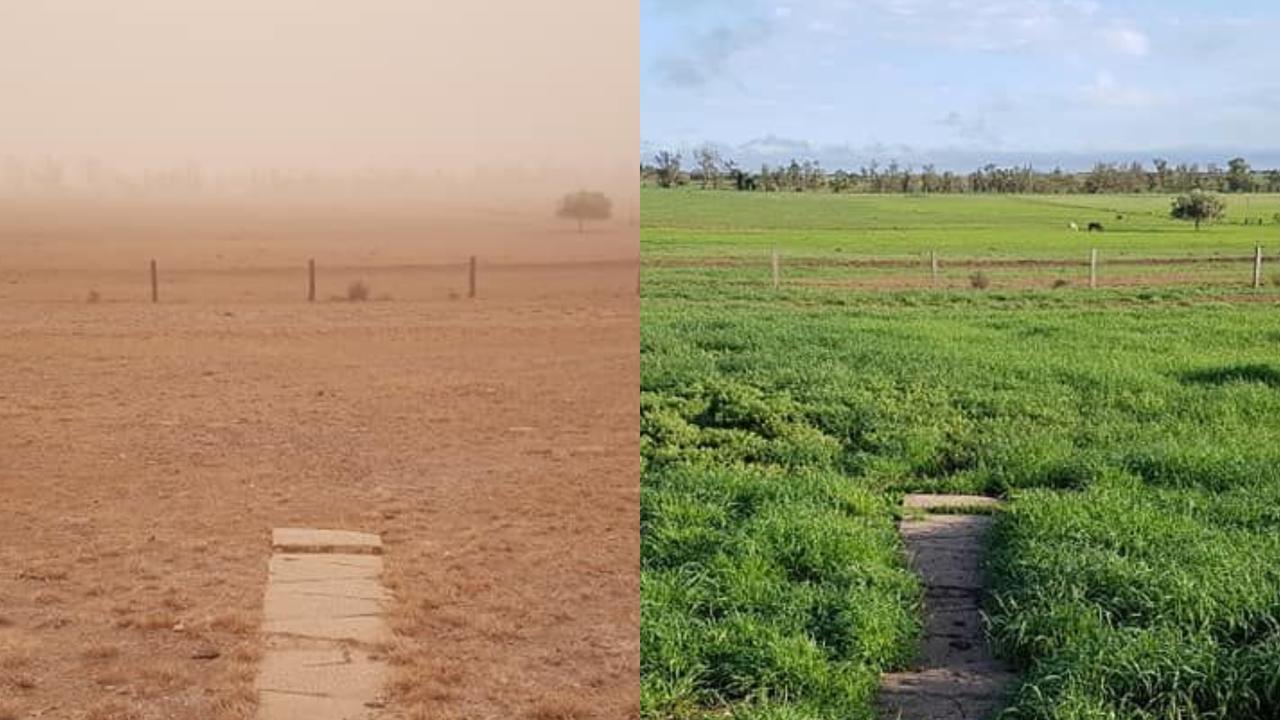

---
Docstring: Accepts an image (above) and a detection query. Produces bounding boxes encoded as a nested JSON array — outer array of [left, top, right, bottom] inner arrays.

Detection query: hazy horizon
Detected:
[[1, 1, 638, 204]]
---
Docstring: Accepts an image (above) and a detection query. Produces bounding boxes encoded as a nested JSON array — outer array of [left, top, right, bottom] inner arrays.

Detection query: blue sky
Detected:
[[642, 0, 1280, 170]]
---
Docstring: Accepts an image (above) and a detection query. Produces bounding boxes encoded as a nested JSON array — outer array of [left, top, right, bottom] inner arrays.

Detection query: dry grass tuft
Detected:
[[969, 271, 991, 290], [136, 612, 178, 631], [0, 633, 40, 670], [84, 699, 141, 720], [527, 693, 592, 720], [0, 699, 24, 720], [31, 591, 62, 606], [206, 612, 255, 636], [17, 564, 69, 582], [82, 643, 121, 661]]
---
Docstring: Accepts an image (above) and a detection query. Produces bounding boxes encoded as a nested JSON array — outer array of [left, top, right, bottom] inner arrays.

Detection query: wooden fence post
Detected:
[[1089, 249, 1098, 289], [468, 255, 477, 299], [771, 248, 779, 290], [1253, 246, 1263, 289], [930, 251, 939, 286], [150, 259, 158, 303], [307, 258, 316, 302]]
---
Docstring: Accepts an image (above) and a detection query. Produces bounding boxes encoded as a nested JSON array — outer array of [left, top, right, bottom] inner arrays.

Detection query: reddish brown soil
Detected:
[[0, 200, 638, 720]]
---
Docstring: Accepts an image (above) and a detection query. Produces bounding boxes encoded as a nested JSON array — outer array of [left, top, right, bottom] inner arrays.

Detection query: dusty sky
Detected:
[[1, 1, 636, 187]]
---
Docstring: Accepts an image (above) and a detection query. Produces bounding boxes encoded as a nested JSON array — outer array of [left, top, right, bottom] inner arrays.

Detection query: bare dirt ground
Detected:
[[0, 198, 638, 720]]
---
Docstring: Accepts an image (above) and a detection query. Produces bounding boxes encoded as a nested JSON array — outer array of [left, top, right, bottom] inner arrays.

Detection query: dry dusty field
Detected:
[[0, 198, 639, 720]]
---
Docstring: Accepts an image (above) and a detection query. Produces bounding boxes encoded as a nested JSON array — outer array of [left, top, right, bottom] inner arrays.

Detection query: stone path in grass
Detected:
[[878, 495, 1015, 720], [256, 528, 390, 720]]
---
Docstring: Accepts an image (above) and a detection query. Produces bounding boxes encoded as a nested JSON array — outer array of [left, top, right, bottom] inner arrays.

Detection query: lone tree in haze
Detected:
[[557, 191, 612, 233], [1171, 190, 1226, 231]]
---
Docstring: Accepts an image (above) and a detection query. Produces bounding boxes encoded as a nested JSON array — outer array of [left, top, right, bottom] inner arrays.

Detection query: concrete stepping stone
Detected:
[[878, 497, 1014, 720], [257, 529, 390, 720], [272, 528, 383, 555], [903, 494, 1002, 511]]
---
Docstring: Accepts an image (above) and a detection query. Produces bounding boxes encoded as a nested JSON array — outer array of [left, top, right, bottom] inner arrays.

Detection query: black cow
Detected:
[[1087, 222, 1104, 232]]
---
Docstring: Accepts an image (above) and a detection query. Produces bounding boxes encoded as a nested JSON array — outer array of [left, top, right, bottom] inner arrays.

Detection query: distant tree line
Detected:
[[643, 148, 1280, 195]]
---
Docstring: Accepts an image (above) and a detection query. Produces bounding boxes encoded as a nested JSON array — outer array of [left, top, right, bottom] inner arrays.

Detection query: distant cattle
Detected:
[[1087, 222, 1104, 232], [1068, 222, 1079, 231]]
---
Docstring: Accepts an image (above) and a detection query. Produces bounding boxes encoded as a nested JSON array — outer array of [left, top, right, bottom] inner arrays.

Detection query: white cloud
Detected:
[[1102, 27, 1150, 57], [1080, 70, 1156, 108]]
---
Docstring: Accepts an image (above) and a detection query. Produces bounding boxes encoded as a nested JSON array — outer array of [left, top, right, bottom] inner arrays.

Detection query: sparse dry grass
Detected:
[[82, 643, 121, 661], [84, 699, 141, 720], [0, 699, 24, 720], [527, 693, 593, 720], [2, 250, 637, 719], [136, 612, 178, 631], [205, 611, 255, 636]]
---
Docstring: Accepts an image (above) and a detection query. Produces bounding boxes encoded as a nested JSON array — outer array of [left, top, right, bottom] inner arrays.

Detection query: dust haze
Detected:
[[0, 0, 638, 264]]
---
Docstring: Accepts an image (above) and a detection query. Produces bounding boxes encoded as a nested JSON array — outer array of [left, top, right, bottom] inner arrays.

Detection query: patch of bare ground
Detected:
[[0, 255, 638, 718]]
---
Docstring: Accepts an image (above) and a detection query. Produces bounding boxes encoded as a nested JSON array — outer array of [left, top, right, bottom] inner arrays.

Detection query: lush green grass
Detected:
[[990, 480, 1280, 719], [641, 190, 1280, 719], [642, 189, 1280, 260]]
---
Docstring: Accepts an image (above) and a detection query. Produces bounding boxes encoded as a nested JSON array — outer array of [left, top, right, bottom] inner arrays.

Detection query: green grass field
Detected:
[[642, 189, 1280, 260], [640, 190, 1280, 720]]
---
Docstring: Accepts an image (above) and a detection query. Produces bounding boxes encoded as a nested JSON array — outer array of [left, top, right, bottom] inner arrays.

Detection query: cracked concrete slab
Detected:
[[878, 498, 1014, 720], [272, 528, 382, 555], [257, 640, 386, 720], [903, 493, 1003, 511], [257, 530, 390, 720]]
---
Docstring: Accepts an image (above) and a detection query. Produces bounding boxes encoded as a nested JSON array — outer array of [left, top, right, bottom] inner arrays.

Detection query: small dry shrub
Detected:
[[1052, 278, 1071, 289], [347, 280, 370, 302], [87, 289, 102, 303], [969, 271, 991, 290]]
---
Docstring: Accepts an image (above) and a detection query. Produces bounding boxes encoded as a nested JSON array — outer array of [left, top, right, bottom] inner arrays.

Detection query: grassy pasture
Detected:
[[642, 188, 1280, 261], [640, 189, 1280, 719]]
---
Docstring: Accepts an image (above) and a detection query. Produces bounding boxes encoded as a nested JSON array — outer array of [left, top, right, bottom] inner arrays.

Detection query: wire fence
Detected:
[[645, 247, 1280, 292], [0, 258, 641, 304]]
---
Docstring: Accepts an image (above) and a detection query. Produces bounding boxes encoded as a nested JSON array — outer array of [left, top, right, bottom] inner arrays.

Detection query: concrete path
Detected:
[[878, 495, 1015, 720], [256, 528, 391, 720]]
